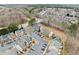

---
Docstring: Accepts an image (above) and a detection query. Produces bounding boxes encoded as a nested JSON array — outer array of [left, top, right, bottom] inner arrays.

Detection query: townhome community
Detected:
[[0, 4, 79, 55], [0, 20, 63, 55]]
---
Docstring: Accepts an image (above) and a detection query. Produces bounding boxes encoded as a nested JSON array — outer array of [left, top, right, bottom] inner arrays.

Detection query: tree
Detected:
[[29, 18, 36, 26], [0, 28, 9, 35], [8, 23, 18, 33], [29, 7, 36, 13]]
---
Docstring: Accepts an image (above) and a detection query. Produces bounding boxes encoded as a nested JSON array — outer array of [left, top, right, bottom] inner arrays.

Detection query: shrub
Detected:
[[29, 18, 36, 26], [0, 23, 18, 35], [8, 23, 18, 33], [0, 28, 9, 35]]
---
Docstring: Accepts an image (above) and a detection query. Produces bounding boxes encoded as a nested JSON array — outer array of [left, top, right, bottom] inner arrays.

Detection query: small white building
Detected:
[[49, 32, 54, 37], [18, 22, 28, 29]]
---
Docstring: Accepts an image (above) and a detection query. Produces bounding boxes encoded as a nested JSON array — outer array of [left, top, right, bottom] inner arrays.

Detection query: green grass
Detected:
[[68, 24, 78, 36]]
